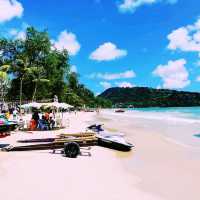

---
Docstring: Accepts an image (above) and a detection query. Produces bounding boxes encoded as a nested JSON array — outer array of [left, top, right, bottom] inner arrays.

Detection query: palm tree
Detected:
[[67, 72, 79, 92], [0, 65, 10, 102], [10, 59, 36, 114], [30, 66, 49, 101]]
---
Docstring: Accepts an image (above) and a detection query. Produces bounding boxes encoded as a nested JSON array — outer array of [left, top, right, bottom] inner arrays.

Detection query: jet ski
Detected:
[[87, 124, 104, 132], [96, 133, 133, 151], [87, 124, 133, 151]]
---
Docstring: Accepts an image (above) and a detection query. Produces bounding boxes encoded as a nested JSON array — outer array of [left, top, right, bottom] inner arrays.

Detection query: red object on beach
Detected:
[[29, 119, 37, 131]]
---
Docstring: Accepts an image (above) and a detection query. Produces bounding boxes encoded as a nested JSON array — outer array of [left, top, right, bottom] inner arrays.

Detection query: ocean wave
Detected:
[[102, 109, 200, 124]]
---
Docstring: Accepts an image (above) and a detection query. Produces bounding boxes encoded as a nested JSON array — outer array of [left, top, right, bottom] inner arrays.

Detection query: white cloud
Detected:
[[167, 18, 200, 54], [156, 85, 161, 89], [9, 28, 25, 40], [118, 0, 178, 13], [115, 81, 134, 88], [89, 42, 127, 61], [16, 30, 25, 40], [0, 0, 23, 23], [100, 81, 112, 89], [9, 28, 18, 36], [95, 92, 100, 96], [153, 59, 190, 89], [89, 70, 135, 80], [70, 65, 77, 73], [196, 76, 200, 82], [52, 30, 81, 56]]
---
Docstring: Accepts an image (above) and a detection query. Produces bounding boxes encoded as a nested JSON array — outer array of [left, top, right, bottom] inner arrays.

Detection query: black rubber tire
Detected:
[[64, 142, 80, 158]]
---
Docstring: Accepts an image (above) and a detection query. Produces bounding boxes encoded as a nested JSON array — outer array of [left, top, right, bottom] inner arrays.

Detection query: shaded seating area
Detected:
[[38, 119, 50, 130], [28, 113, 57, 131], [18, 102, 72, 131]]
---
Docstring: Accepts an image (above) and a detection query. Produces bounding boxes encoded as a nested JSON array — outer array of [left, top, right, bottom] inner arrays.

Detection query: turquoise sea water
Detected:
[[128, 107, 200, 120], [105, 107, 200, 148]]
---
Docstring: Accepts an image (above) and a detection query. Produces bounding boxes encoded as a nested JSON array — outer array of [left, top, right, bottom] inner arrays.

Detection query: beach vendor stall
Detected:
[[20, 102, 73, 131], [40, 102, 73, 128]]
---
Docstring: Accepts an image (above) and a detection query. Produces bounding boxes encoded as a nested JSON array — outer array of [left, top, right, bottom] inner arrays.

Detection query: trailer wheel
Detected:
[[64, 142, 80, 158]]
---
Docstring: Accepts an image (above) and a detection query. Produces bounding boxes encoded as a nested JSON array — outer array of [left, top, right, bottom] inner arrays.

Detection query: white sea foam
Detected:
[[103, 109, 200, 124], [163, 137, 200, 151], [102, 108, 200, 149]]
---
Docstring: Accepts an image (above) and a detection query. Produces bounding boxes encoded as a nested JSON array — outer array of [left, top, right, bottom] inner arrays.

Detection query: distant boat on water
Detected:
[[115, 109, 125, 113]]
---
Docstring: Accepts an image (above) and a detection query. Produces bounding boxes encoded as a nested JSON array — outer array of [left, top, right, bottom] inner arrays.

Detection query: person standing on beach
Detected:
[[13, 108, 18, 120]]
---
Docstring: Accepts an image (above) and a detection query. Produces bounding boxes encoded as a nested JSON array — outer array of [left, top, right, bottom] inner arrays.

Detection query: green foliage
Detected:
[[99, 87, 200, 108], [64, 72, 112, 108], [0, 26, 111, 108], [0, 65, 10, 101]]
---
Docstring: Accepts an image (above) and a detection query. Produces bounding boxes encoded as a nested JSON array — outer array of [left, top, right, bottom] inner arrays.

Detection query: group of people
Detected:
[[31, 110, 56, 130], [0, 108, 18, 120]]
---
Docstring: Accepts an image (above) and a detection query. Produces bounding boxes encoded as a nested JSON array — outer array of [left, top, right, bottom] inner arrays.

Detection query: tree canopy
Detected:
[[0, 27, 111, 108]]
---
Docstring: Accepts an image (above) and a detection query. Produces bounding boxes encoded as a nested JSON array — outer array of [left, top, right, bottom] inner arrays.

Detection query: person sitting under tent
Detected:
[[44, 111, 49, 121], [49, 116, 55, 130], [13, 109, 18, 120], [38, 115, 49, 130]]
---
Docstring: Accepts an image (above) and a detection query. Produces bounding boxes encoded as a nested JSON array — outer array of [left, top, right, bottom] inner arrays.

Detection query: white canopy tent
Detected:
[[20, 102, 41, 109], [20, 102, 73, 109]]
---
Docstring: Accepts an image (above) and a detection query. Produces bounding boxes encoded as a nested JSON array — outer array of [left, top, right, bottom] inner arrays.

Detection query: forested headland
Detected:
[[99, 87, 200, 108]]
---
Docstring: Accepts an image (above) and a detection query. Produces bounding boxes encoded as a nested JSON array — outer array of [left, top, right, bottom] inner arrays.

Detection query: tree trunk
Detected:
[[32, 81, 38, 102], [0, 81, 3, 102], [19, 77, 23, 116]]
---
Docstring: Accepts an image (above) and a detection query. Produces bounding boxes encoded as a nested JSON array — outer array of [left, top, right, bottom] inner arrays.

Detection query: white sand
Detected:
[[1, 111, 200, 200]]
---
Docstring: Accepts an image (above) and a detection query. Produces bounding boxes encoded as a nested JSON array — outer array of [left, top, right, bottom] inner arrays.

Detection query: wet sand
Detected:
[[95, 111, 200, 200]]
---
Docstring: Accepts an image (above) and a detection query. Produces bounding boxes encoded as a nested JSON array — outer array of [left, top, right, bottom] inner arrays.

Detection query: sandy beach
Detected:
[[0, 111, 200, 200], [96, 110, 200, 200]]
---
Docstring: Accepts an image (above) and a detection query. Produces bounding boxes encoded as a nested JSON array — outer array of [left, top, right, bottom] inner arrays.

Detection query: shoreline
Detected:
[[95, 111, 200, 200], [100, 109, 200, 148]]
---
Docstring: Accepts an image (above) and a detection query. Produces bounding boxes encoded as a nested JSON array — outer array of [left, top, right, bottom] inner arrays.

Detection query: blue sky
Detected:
[[1, 0, 200, 94]]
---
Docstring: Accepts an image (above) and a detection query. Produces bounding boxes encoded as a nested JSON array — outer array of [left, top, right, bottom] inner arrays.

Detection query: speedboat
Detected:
[[115, 109, 125, 113]]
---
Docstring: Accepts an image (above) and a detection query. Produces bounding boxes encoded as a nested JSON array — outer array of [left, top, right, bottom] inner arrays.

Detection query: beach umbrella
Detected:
[[41, 102, 73, 109], [21, 102, 41, 109], [59, 103, 73, 109], [41, 102, 60, 108]]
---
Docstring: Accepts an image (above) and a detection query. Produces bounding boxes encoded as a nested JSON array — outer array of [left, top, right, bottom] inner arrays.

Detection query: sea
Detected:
[[105, 107, 200, 149]]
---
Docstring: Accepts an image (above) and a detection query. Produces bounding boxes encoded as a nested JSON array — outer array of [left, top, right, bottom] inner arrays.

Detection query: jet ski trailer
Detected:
[[4, 134, 98, 151], [2, 131, 134, 153]]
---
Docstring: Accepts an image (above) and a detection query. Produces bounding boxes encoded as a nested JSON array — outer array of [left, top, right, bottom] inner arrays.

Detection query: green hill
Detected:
[[98, 87, 200, 108]]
